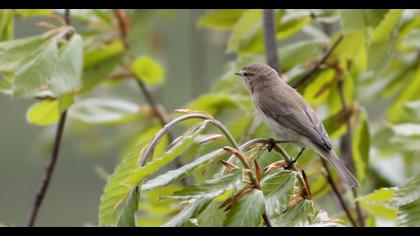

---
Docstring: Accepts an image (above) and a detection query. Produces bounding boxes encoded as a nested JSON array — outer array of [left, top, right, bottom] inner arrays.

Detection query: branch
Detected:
[[26, 11, 72, 226], [292, 35, 343, 88], [320, 159, 357, 227], [336, 69, 365, 227], [263, 9, 281, 75]]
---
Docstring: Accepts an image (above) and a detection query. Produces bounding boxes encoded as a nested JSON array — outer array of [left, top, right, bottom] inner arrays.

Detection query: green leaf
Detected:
[[81, 40, 124, 92], [367, 38, 395, 73], [26, 100, 59, 126], [278, 40, 323, 71], [330, 31, 365, 62], [162, 198, 211, 227], [126, 121, 209, 186], [369, 10, 404, 45], [69, 98, 142, 124], [357, 188, 397, 220], [168, 173, 240, 201], [131, 55, 165, 85], [261, 170, 297, 218], [198, 10, 245, 29], [397, 199, 420, 227], [227, 9, 262, 53], [49, 34, 83, 96], [0, 10, 14, 41], [271, 200, 317, 226], [322, 110, 349, 139], [186, 93, 251, 115], [116, 186, 139, 227], [388, 66, 420, 123], [142, 149, 225, 191], [195, 200, 225, 227], [339, 10, 366, 34], [277, 16, 311, 40], [224, 189, 265, 227], [394, 174, 420, 226], [394, 174, 420, 207], [15, 9, 54, 17], [352, 108, 370, 183], [303, 69, 335, 106], [58, 94, 74, 113], [99, 129, 159, 226]]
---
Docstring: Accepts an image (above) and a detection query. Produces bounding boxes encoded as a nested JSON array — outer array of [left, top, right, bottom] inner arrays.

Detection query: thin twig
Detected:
[[336, 70, 365, 227], [26, 9, 72, 227], [320, 159, 357, 227], [263, 9, 281, 75], [292, 35, 343, 88]]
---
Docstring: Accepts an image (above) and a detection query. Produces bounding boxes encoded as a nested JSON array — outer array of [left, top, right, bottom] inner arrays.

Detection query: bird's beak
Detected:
[[235, 70, 244, 77]]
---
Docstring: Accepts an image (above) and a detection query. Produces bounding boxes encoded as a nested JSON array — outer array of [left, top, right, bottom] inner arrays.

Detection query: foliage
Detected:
[[0, 9, 419, 227]]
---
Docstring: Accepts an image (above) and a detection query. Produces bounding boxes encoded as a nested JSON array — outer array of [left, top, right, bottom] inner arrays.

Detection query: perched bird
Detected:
[[235, 63, 359, 187]]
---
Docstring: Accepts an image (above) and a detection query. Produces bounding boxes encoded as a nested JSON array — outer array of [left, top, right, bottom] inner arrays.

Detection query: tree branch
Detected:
[[320, 158, 357, 227], [263, 9, 281, 75], [336, 70, 365, 227], [26, 9, 73, 227], [292, 35, 343, 88]]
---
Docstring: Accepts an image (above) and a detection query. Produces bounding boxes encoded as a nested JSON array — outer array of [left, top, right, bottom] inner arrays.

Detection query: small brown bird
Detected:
[[236, 63, 359, 187]]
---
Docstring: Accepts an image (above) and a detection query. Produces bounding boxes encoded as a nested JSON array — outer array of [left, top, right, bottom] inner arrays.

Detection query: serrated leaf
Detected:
[[169, 173, 240, 201], [394, 174, 420, 226], [271, 200, 317, 227], [131, 55, 165, 85], [369, 10, 404, 44], [224, 189, 265, 227], [69, 98, 141, 124], [397, 198, 420, 227], [394, 174, 420, 206], [117, 186, 139, 227], [26, 100, 59, 126], [126, 121, 209, 186], [261, 170, 296, 218], [162, 198, 211, 227], [198, 10, 245, 29], [99, 131, 159, 226], [49, 34, 83, 96], [15, 9, 54, 17], [142, 149, 225, 191], [195, 200, 225, 227], [352, 108, 370, 183], [227, 9, 262, 53], [359, 188, 395, 203]]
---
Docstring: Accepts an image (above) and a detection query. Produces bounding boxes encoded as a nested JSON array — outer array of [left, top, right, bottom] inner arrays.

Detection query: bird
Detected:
[[235, 63, 359, 188]]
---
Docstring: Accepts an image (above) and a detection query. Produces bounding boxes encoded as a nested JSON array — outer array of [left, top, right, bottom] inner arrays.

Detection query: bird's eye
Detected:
[[243, 72, 249, 76]]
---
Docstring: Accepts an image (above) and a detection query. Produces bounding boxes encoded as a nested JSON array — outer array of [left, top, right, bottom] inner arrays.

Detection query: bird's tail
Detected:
[[319, 149, 359, 188]]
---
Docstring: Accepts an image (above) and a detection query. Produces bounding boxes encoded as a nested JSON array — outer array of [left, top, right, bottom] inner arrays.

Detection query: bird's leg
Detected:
[[267, 138, 290, 152], [290, 148, 306, 164]]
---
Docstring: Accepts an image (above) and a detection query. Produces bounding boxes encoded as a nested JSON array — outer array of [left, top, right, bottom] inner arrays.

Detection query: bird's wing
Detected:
[[258, 93, 332, 152]]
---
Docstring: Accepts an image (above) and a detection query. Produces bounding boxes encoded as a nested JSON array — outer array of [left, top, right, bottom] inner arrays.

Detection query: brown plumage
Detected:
[[236, 63, 359, 188]]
